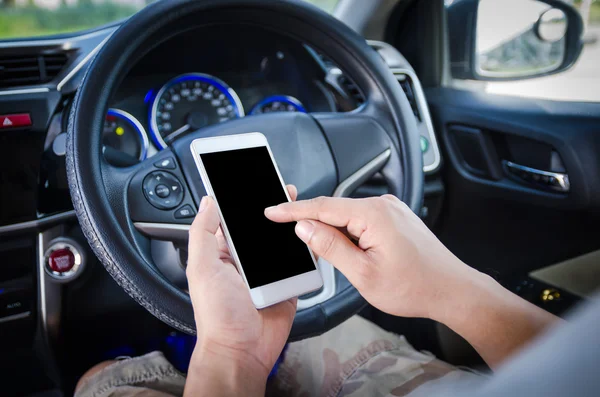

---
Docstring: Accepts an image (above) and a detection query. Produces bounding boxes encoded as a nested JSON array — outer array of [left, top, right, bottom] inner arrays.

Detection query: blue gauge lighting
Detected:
[[148, 73, 245, 150], [250, 95, 307, 115], [167, 74, 244, 118], [144, 88, 156, 105]]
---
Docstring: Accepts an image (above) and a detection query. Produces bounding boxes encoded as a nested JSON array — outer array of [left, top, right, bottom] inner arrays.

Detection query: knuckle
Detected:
[[316, 230, 337, 258], [381, 194, 400, 204], [307, 196, 328, 218], [378, 195, 410, 217], [371, 196, 392, 213], [311, 196, 327, 208]]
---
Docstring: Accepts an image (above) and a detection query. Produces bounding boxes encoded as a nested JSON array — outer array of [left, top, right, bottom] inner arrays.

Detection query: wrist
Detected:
[[427, 265, 497, 326], [427, 265, 560, 368], [185, 341, 268, 397]]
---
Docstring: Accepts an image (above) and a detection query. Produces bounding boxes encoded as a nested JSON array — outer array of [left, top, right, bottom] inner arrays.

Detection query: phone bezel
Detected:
[[190, 132, 323, 308]]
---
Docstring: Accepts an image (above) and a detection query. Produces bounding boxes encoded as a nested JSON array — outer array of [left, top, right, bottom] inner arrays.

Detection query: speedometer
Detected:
[[149, 73, 244, 149]]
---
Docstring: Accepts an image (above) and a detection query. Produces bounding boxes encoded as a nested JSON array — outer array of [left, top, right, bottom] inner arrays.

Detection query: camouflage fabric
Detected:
[[75, 317, 482, 397], [74, 351, 186, 397], [269, 316, 483, 397]]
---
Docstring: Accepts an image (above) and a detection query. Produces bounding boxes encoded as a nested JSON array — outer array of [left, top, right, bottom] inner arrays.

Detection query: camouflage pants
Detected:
[[75, 316, 482, 397], [270, 316, 482, 397]]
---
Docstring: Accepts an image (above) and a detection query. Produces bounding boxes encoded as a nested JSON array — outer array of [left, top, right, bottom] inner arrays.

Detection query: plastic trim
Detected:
[[38, 234, 48, 334], [56, 33, 113, 92], [0, 26, 114, 48], [391, 69, 441, 173], [333, 148, 391, 196], [0, 311, 31, 324], [0, 87, 50, 96], [0, 211, 76, 237]]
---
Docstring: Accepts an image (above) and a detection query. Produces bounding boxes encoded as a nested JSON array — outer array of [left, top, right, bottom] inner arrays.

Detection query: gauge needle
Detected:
[[165, 124, 191, 143]]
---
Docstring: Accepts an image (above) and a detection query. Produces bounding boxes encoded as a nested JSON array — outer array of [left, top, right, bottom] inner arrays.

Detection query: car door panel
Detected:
[[425, 87, 600, 277]]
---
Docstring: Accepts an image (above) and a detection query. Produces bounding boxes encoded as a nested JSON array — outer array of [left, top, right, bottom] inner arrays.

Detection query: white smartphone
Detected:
[[190, 132, 323, 309]]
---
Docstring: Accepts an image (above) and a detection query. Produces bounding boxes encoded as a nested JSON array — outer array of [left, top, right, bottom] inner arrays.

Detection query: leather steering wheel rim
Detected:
[[67, 0, 423, 339]]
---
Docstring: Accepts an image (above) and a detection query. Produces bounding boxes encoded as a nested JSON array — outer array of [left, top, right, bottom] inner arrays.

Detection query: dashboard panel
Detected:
[[104, 26, 338, 160]]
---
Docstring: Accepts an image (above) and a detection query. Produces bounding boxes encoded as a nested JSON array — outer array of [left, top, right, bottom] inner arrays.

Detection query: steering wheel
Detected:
[[66, 0, 423, 339]]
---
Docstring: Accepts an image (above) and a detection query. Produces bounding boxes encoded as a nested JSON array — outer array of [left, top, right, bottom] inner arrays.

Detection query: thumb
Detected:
[[190, 196, 221, 237], [295, 220, 369, 283], [188, 197, 222, 279]]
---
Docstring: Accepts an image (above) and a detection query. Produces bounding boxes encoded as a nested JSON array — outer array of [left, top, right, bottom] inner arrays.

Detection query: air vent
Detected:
[[0, 52, 69, 88], [396, 74, 421, 122], [338, 75, 365, 106], [43, 53, 69, 80], [316, 51, 366, 106]]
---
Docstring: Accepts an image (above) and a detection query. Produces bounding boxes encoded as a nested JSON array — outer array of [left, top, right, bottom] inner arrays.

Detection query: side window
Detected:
[[446, 0, 599, 102]]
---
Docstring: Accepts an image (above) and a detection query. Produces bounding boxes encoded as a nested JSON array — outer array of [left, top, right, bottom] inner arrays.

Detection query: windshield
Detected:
[[0, 0, 338, 41]]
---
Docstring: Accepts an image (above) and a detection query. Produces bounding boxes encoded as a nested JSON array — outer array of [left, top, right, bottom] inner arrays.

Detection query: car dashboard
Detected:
[[0, 22, 441, 396], [103, 26, 339, 163]]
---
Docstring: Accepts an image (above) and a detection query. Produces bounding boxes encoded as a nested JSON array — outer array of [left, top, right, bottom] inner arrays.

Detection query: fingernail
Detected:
[[264, 205, 277, 215], [295, 221, 315, 243], [199, 196, 208, 212]]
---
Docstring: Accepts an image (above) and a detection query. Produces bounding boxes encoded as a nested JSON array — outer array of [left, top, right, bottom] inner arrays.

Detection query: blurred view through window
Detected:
[[0, 0, 339, 40]]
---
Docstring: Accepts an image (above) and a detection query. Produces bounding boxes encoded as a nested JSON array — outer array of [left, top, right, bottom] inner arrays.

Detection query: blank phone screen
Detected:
[[200, 146, 316, 289]]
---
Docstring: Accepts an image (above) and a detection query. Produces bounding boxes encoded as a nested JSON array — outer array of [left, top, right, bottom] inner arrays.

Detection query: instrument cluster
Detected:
[[102, 70, 314, 165]]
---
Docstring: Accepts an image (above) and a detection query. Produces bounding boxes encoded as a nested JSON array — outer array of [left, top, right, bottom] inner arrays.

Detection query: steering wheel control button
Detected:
[[174, 205, 196, 219], [154, 157, 176, 170], [44, 238, 85, 282], [0, 113, 32, 129], [420, 136, 429, 153], [143, 171, 184, 210], [155, 184, 171, 198]]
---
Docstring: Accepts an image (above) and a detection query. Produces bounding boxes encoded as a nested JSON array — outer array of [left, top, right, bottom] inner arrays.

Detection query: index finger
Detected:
[[264, 196, 368, 228]]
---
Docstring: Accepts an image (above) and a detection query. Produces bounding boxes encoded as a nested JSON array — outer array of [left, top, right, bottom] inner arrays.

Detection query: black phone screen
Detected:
[[200, 146, 316, 289]]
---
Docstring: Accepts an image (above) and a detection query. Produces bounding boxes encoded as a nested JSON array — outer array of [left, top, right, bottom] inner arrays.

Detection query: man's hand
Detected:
[[265, 195, 559, 369], [184, 186, 298, 396], [266, 195, 472, 319]]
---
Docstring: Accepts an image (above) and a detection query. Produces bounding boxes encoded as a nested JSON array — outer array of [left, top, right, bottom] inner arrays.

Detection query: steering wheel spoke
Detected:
[[313, 108, 397, 198]]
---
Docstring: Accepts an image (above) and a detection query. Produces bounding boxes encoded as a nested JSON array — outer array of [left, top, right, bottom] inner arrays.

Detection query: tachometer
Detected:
[[149, 73, 244, 149], [103, 109, 149, 166], [249, 95, 306, 115]]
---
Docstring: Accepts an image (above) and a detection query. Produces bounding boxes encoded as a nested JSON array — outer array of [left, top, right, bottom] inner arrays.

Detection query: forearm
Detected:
[[184, 343, 268, 397], [430, 267, 560, 369]]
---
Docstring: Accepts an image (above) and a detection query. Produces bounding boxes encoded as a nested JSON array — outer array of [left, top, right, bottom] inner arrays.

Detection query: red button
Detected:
[[0, 113, 32, 129], [47, 248, 75, 273]]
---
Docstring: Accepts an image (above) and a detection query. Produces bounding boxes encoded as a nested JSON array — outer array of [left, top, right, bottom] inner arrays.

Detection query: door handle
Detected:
[[504, 161, 570, 193]]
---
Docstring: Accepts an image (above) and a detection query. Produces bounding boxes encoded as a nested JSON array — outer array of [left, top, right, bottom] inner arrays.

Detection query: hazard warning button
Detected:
[[0, 114, 32, 129]]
